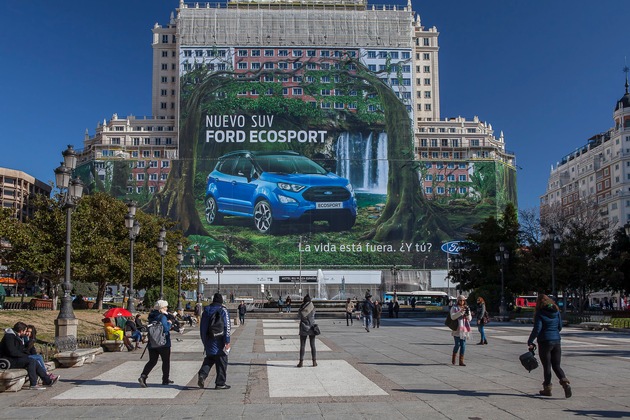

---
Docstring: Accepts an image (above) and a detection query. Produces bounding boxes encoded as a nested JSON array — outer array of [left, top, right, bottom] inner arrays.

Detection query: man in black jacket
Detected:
[[0, 321, 57, 390]]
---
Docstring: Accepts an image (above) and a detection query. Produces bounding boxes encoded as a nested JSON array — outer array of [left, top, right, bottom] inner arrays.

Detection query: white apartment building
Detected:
[[541, 80, 630, 229]]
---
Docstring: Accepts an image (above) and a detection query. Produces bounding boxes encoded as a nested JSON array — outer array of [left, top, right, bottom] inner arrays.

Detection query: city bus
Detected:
[[515, 295, 538, 308], [383, 291, 452, 308]]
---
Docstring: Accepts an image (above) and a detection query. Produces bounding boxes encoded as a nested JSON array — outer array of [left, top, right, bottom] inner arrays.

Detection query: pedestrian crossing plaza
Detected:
[[4, 315, 630, 419]]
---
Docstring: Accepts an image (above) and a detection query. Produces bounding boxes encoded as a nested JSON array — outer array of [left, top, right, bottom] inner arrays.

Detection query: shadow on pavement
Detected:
[[566, 410, 630, 418], [360, 362, 444, 367], [394, 388, 536, 398]]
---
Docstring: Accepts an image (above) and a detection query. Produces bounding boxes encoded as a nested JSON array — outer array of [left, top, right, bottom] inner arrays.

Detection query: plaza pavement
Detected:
[[1, 314, 629, 419]]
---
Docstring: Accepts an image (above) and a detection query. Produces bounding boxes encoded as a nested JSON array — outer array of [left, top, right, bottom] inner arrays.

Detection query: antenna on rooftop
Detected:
[[624, 57, 629, 94]]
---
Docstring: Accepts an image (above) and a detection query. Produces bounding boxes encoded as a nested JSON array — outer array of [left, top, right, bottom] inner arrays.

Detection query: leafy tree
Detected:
[[143, 286, 179, 311], [455, 203, 520, 312], [602, 227, 630, 297], [0, 192, 193, 310]]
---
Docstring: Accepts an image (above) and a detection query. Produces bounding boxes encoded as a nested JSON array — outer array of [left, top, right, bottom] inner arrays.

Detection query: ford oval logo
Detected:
[[441, 241, 463, 255], [324, 191, 333, 195]]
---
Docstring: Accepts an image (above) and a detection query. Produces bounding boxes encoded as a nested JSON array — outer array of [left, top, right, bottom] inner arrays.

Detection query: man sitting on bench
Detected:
[[0, 321, 58, 390]]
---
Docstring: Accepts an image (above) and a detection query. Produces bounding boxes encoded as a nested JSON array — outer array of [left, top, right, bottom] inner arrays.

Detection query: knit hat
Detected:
[[155, 299, 168, 310], [212, 293, 224, 304], [302, 294, 311, 303]]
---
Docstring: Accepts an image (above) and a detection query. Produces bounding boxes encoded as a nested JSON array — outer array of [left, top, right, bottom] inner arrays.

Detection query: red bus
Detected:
[[515, 296, 537, 308]]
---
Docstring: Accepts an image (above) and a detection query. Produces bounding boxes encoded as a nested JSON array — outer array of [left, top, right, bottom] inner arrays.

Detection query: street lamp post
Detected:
[[495, 244, 510, 320], [549, 228, 561, 302], [298, 236, 303, 297], [157, 226, 168, 299], [176, 242, 183, 312], [190, 246, 206, 304], [124, 201, 140, 312], [190, 246, 206, 319], [391, 265, 400, 302], [54, 145, 84, 339], [214, 262, 224, 294]]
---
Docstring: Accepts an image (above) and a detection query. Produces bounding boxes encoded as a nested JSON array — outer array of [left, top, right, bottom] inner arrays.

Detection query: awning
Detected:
[[0, 278, 17, 285]]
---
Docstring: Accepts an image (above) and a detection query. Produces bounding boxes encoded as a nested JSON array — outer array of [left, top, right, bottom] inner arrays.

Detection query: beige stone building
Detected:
[[0, 167, 51, 221], [541, 81, 630, 229]]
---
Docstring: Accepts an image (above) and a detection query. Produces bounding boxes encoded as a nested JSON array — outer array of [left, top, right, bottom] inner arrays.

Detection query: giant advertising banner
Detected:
[[155, 46, 517, 270]]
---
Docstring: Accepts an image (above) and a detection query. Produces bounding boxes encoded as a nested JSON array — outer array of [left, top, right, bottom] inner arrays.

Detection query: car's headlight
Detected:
[[346, 183, 355, 196], [278, 182, 305, 192]]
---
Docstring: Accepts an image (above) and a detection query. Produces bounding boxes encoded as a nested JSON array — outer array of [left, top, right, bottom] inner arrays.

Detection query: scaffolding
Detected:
[[178, 2, 414, 48]]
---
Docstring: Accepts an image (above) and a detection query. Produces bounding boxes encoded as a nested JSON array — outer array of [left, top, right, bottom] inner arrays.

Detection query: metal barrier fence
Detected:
[[36, 333, 106, 362]]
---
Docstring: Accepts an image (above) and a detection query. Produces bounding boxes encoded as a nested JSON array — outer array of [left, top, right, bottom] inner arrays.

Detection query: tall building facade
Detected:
[[0, 168, 51, 221], [541, 80, 630, 228]]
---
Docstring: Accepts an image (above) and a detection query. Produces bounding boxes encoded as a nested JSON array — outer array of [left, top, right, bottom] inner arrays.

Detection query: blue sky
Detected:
[[1, 1, 629, 211]]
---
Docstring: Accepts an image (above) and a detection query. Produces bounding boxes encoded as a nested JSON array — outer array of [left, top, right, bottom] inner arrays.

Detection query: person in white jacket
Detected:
[[450, 295, 472, 366]]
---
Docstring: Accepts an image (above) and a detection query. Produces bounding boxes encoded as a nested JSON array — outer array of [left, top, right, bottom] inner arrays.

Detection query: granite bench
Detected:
[[53, 336, 102, 368], [0, 358, 56, 392]]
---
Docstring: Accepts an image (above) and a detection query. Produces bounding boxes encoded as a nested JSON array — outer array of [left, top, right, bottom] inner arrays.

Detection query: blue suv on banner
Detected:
[[205, 150, 357, 234]]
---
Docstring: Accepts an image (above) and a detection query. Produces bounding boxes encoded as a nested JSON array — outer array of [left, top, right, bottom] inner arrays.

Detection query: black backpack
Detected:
[[147, 320, 167, 348], [207, 308, 225, 339]]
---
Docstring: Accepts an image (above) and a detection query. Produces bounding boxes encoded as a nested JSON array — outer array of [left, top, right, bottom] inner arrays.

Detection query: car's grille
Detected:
[[303, 186, 350, 202]]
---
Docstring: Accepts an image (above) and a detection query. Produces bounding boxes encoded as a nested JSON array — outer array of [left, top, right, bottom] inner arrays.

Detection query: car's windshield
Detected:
[[255, 155, 328, 175]]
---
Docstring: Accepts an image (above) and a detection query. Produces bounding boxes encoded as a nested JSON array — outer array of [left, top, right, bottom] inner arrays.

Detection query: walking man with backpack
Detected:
[[198, 293, 232, 390], [138, 300, 173, 387]]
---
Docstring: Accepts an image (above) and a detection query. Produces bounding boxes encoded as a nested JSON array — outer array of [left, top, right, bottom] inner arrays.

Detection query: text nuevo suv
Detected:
[[205, 150, 357, 234]]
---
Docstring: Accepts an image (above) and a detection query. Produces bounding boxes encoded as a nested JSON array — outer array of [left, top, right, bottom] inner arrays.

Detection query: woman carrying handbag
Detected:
[[297, 294, 317, 368]]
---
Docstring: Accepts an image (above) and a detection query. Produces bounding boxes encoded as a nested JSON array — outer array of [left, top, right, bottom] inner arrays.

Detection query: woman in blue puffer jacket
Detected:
[[527, 294, 571, 398]]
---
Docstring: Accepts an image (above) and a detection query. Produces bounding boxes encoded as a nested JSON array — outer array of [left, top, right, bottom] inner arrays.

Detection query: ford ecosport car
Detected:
[[205, 150, 357, 234]]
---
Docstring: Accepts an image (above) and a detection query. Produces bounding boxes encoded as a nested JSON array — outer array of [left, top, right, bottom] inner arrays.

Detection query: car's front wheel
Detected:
[[253, 200, 276, 234], [205, 196, 223, 225]]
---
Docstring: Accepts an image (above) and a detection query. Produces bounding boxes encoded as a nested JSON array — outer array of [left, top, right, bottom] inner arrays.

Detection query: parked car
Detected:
[[205, 150, 357, 234]]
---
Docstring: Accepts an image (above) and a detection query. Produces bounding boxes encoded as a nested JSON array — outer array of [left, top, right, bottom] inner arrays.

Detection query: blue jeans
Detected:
[[478, 324, 486, 342], [29, 354, 47, 373], [453, 336, 467, 355], [364, 314, 373, 331]]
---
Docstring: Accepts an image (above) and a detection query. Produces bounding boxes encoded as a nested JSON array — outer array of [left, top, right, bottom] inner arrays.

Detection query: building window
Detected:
[[423, 53, 430, 60], [251, 49, 261, 57], [459, 187, 467, 194], [459, 175, 467, 182], [307, 50, 316, 57], [447, 175, 455, 182], [423, 38, 430, 46], [137, 174, 145, 181], [437, 187, 445, 194], [278, 50, 288, 57], [425, 187, 433, 194], [238, 62, 247, 69], [238, 50, 248, 57], [424, 78, 431, 85]]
